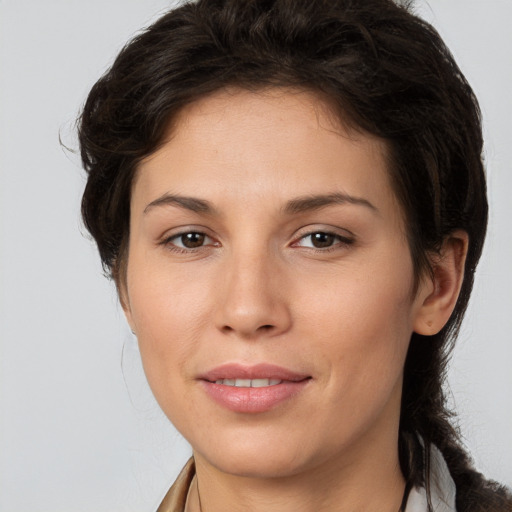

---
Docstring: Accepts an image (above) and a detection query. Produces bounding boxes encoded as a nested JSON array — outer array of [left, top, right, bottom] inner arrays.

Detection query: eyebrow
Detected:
[[143, 192, 378, 216], [283, 193, 378, 215], [144, 194, 216, 215]]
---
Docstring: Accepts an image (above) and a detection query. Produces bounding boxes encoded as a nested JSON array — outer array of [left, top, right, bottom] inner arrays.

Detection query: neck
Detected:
[[189, 428, 406, 512]]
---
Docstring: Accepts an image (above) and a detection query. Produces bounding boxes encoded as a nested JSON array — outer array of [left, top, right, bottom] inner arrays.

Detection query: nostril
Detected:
[[220, 323, 275, 335]]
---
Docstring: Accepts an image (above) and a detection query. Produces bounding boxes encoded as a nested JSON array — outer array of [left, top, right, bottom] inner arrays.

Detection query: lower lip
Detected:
[[200, 380, 310, 413]]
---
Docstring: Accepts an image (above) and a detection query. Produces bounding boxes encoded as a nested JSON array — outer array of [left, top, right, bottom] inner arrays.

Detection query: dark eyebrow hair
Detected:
[[283, 193, 378, 215], [143, 192, 378, 216], [144, 194, 216, 214]]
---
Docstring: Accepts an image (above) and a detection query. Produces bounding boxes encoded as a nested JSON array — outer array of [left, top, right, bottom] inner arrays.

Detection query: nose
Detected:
[[214, 250, 292, 339]]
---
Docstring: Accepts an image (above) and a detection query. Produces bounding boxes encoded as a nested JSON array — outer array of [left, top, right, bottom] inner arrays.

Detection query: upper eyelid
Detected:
[[165, 230, 217, 246], [299, 231, 351, 240], [293, 232, 353, 247], [293, 225, 355, 240], [168, 229, 212, 239], [169, 231, 212, 240], [160, 225, 216, 240]]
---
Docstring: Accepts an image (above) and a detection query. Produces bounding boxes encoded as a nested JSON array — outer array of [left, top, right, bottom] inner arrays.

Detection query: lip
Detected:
[[198, 363, 311, 413], [199, 363, 310, 382]]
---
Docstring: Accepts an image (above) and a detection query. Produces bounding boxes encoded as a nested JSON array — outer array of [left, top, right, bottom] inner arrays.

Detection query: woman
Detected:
[[77, 0, 512, 510]]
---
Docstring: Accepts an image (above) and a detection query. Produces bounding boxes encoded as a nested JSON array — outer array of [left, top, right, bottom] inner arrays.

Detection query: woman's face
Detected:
[[124, 88, 431, 478]]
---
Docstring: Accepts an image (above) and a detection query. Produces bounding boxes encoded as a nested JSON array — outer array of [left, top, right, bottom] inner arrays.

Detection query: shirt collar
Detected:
[[405, 443, 456, 512]]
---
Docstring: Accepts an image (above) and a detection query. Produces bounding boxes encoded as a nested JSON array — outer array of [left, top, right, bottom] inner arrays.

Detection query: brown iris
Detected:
[[180, 232, 206, 248], [310, 232, 336, 248]]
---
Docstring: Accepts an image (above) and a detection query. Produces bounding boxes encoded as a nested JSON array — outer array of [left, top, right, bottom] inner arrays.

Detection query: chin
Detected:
[[203, 448, 310, 479], [190, 423, 340, 480]]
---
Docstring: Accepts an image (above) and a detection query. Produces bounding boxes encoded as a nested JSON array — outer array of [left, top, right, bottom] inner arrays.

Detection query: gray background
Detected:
[[1, 1, 511, 510]]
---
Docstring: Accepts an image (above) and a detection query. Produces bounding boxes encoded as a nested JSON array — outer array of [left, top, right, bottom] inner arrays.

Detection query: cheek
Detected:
[[299, 254, 415, 395], [125, 256, 213, 385]]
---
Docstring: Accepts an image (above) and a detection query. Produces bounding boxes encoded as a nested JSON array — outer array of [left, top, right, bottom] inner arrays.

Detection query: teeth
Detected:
[[214, 378, 283, 387], [251, 378, 271, 388]]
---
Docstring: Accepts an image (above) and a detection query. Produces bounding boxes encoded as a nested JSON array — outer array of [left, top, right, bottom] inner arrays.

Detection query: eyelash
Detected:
[[160, 229, 354, 254], [292, 231, 354, 252], [160, 231, 217, 254]]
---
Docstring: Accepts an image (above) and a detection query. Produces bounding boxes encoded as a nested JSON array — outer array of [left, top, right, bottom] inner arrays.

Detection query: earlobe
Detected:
[[413, 231, 468, 336]]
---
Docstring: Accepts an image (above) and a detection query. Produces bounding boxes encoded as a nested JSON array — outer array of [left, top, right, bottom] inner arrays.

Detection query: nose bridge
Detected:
[[215, 241, 291, 338]]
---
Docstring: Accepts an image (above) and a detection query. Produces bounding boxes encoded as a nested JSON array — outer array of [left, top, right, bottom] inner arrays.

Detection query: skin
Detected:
[[122, 88, 467, 512]]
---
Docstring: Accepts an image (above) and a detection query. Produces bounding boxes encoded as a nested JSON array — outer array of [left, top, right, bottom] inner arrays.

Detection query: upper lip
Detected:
[[198, 363, 311, 382]]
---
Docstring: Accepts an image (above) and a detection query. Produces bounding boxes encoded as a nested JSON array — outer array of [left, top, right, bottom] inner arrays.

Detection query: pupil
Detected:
[[182, 233, 205, 248], [312, 232, 335, 248]]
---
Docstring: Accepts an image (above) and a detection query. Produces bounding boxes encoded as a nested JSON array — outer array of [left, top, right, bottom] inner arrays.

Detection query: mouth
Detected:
[[198, 363, 311, 413], [213, 378, 283, 387], [199, 362, 310, 383]]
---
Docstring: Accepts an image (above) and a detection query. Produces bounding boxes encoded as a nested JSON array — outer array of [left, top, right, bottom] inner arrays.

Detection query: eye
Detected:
[[165, 231, 215, 250], [294, 231, 353, 250]]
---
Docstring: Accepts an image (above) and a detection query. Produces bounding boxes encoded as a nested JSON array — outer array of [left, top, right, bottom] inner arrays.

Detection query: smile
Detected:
[[199, 363, 311, 413]]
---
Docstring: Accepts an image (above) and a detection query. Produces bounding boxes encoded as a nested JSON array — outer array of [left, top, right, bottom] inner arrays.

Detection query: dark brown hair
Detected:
[[78, 0, 511, 509]]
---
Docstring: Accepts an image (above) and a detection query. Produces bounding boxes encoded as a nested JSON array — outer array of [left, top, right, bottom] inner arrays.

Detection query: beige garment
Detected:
[[156, 458, 195, 512], [155, 445, 457, 512]]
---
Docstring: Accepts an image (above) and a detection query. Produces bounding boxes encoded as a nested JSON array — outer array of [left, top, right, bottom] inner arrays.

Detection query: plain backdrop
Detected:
[[0, 1, 511, 510]]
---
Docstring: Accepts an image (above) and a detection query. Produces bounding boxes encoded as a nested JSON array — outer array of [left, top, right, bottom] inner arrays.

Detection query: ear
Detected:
[[413, 231, 469, 336]]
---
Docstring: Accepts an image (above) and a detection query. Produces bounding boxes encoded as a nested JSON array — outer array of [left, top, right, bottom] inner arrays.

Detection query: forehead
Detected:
[[133, 87, 400, 222]]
